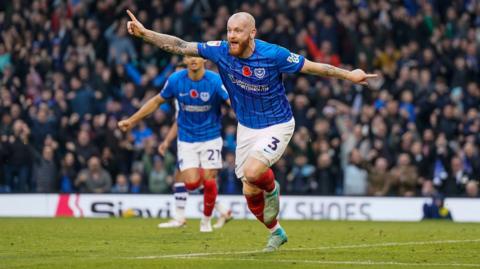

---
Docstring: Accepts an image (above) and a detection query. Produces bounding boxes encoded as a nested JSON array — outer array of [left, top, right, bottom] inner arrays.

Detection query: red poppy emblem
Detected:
[[242, 66, 252, 77], [190, 89, 198, 98]]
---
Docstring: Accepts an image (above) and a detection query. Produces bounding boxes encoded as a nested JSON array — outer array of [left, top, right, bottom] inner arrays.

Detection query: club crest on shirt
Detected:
[[190, 89, 198, 98], [200, 92, 210, 102], [254, 68, 266, 79], [242, 66, 252, 77], [287, 53, 300, 63]]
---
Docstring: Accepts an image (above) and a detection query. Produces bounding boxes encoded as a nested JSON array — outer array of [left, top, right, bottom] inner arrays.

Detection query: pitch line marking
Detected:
[[185, 257, 480, 268], [133, 238, 480, 259]]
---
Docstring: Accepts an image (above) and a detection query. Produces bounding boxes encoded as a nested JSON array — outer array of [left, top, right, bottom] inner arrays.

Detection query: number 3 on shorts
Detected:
[[267, 136, 280, 151]]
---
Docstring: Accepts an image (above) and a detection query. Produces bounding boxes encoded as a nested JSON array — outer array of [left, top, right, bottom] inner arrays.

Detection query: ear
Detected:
[[250, 28, 256, 39]]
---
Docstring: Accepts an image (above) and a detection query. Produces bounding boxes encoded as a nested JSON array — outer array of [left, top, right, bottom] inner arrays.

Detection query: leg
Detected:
[[236, 119, 295, 251], [18, 165, 30, 192], [158, 170, 189, 228], [3, 165, 14, 192], [173, 170, 188, 221], [202, 169, 218, 218], [198, 137, 224, 232], [243, 157, 279, 226]]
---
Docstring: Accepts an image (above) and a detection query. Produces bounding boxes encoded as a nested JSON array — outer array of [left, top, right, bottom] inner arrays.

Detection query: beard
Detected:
[[229, 39, 250, 57]]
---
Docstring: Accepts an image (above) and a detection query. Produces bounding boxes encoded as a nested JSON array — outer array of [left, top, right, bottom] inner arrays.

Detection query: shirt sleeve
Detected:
[[218, 81, 229, 101], [159, 77, 175, 99], [197, 41, 224, 63], [275, 45, 305, 74]]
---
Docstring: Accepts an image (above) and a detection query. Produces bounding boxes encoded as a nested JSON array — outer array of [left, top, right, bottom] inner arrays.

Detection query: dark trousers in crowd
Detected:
[[3, 165, 30, 192]]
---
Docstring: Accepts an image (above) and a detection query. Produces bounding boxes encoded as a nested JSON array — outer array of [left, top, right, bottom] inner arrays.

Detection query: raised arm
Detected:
[[118, 95, 165, 132], [126, 10, 199, 56], [300, 59, 377, 85]]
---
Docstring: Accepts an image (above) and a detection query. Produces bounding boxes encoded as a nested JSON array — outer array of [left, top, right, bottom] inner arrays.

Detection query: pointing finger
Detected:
[[126, 9, 138, 22], [365, 74, 378, 78]]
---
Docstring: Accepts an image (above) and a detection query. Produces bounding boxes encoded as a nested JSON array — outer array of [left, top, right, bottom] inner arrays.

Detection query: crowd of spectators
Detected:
[[0, 0, 479, 198]]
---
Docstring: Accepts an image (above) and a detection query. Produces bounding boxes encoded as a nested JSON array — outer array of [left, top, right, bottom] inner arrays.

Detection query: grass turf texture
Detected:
[[0, 218, 479, 269]]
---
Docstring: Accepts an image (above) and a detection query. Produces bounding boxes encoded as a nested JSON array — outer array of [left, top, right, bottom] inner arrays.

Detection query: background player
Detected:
[[119, 55, 231, 232], [125, 10, 376, 250], [158, 120, 233, 229]]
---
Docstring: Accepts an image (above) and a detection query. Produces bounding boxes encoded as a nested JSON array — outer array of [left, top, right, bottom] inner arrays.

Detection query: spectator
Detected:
[[104, 20, 137, 65], [287, 155, 315, 194], [67, 76, 95, 118], [390, 153, 419, 197], [343, 149, 368, 195], [367, 157, 391, 196], [32, 146, 57, 193], [148, 156, 171, 194], [423, 194, 453, 220], [465, 181, 479, 198], [112, 174, 129, 193], [132, 121, 153, 148], [75, 156, 112, 193], [314, 153, 337, 195], [30, 107, 57, 150], [219, 152, 241, 194], [129, 171, 145, 193], [2, 120, 32, 192], [68, 130, 99, 167], [59, 152, 77, 193], [443, 156, 474, 196]]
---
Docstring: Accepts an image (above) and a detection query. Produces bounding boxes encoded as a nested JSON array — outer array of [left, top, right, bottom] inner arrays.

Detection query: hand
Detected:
[[126, 10, 146, 38], [347, 69, 378, 86], [157, 141, 170, 156], [118, 119, 134, 132]]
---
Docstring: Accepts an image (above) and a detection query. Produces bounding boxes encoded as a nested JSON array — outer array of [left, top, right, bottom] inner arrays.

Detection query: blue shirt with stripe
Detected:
[[160, 69, 229, 143], [197, 39, 305, 129]]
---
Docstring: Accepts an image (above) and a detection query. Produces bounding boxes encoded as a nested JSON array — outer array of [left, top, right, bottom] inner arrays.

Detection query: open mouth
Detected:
[[230, 41, 239, 50]]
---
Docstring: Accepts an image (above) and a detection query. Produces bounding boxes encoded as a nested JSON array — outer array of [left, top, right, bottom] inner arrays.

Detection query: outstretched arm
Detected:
[[126, 10, 198, 56], [118, 95, 165, 132], [300, 59, 377, 85], [158, 121, 178, 156]]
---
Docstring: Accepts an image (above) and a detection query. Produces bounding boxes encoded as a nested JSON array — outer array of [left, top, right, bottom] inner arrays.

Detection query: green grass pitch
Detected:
[[0, 218, 479, 269]]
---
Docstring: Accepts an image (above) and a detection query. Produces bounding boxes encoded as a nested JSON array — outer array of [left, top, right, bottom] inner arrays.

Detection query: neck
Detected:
[[188, 68, 205, 81], [239, 39, 255, 58]]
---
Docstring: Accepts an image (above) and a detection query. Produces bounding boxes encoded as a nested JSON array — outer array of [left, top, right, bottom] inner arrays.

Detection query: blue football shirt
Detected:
[[197, 39, 305, 129], [160, 69, 229, 142]]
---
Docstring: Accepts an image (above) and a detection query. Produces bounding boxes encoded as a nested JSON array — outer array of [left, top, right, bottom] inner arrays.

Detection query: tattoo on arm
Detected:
[[316, 63, 349, 80], [302, 60, 350, 80], [141, 30, 198, 56]]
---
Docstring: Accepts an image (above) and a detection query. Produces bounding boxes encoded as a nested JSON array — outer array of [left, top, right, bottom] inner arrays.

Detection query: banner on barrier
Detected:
[[0, 194, 478, 222]]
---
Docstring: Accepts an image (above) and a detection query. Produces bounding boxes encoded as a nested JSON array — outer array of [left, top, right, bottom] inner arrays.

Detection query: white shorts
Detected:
[[177, 137, 223, 171], [235, 118, 295, 178]]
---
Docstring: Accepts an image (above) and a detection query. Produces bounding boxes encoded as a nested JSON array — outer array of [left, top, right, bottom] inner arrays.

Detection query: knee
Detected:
[[243, 166, 261, 184], [203, 169, 218, 179], [242, 180, 261, 196], [184, 176, 201, 191]]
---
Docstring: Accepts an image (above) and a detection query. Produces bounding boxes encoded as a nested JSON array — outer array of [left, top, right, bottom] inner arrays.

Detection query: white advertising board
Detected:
[[0, 194, 478, 222]]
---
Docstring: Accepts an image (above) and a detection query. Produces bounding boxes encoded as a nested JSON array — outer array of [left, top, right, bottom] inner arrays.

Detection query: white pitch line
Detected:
[[186, 257, 480, 268], [288, 238, 480, 251], [133, 238, 480, 260]]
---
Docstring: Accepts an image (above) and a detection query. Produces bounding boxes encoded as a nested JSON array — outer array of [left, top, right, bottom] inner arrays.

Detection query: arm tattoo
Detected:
[[141, 30, 198, 56], [317, 63, 349, 80]]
